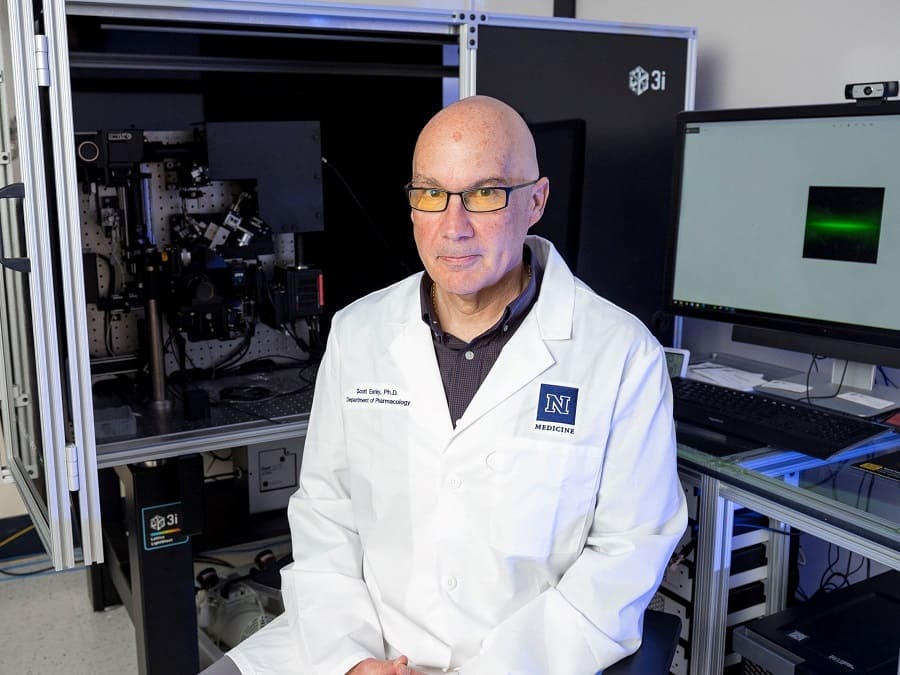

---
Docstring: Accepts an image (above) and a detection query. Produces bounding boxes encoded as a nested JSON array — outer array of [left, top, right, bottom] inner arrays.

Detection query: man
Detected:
[[219, 95, 687, 674]]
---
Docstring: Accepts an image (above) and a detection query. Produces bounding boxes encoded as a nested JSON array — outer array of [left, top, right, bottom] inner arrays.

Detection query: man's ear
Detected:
[[528, 177, 550, 225]]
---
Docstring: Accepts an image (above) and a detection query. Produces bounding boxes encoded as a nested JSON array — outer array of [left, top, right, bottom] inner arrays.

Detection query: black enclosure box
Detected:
[[477, 24, 692, 341], [733, 570, 900, 674]]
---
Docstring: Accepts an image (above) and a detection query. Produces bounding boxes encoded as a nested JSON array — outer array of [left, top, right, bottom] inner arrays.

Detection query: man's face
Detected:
[[410, 126, 545, 300]]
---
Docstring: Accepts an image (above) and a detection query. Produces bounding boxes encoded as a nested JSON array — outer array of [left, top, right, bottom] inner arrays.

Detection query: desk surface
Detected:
[[678, 436, 900, 558], [94, 364, 315, 467]]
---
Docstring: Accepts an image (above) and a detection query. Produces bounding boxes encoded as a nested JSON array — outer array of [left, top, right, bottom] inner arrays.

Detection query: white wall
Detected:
[[577, 0, 900, 109], [0, 482, 25, 517]]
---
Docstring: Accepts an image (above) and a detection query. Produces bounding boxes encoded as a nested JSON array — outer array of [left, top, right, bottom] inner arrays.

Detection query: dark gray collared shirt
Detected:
[[420, 244, 543, 427]]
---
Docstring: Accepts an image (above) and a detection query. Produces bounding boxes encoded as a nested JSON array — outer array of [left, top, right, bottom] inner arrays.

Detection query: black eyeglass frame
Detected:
[[404, 179, 539, 213]]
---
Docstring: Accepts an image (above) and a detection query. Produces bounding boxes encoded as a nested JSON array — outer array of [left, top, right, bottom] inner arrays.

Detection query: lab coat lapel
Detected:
[[459, 315, 555, 428], [458, 236, 575, 430], [387, 310, 454, 440]]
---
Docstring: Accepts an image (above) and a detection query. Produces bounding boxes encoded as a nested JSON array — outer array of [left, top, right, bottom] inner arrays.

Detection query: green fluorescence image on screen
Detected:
[[802, 185, 884, 264]]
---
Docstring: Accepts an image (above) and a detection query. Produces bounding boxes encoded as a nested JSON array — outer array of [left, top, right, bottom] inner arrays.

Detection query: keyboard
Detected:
[[671, 377, 892, 459]]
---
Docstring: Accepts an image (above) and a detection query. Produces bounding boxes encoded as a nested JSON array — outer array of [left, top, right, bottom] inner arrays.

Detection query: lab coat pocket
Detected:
[[486, 441, 603, 559]]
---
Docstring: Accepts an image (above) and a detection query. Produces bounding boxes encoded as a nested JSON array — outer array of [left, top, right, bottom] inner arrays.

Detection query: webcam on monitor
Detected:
[[844, 80, 899, 100]]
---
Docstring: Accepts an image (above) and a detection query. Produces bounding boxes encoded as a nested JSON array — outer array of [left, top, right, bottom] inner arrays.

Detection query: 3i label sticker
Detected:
[[142, 502, 189, 551]]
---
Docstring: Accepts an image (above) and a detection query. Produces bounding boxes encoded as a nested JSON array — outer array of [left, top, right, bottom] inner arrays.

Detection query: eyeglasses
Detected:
[[404, 180, 539, 213]]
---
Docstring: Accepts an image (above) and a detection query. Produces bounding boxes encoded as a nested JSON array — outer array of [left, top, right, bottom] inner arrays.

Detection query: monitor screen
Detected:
[[665, 101, 900, 369]]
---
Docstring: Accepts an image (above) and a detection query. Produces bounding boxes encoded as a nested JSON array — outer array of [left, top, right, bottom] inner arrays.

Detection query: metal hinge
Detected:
[[65, 443, 80, 491], [34, 35, 50, 87], [11, 384, 30, 407]]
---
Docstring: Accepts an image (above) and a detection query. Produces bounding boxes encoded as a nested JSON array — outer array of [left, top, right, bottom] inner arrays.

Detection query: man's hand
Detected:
[[346, 655, 426, 675]]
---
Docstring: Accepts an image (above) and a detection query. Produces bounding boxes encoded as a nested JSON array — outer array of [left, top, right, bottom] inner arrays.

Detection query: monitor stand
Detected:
[[755, 359, 900, 418], [730, 325, 900, 418]]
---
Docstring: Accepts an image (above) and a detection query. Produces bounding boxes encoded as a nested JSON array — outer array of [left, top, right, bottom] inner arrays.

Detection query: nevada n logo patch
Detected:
[[536, 384, 578, 426]]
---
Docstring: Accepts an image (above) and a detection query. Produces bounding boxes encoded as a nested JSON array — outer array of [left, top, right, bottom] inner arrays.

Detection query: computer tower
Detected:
[[733, 570, 900, 675]]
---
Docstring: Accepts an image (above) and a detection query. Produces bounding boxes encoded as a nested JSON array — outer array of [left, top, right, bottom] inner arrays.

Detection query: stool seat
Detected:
[[602, 609, 681, 675]]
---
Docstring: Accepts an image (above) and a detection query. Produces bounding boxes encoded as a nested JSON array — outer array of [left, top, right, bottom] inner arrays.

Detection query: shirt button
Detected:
[[464, 350, 474, 360], [502, 325, 509, 332], [448, 475, 462, 489], [445, 575, 458, 590]]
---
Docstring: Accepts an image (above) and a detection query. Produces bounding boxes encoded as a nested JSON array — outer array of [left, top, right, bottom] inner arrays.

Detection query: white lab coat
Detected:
[[228, 236, 687, 675]]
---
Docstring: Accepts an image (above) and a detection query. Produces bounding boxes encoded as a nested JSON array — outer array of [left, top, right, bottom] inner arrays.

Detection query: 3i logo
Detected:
[[629, 66, 667, 96]]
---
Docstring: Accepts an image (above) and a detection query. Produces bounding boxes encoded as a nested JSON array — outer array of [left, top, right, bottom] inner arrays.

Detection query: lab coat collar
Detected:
[[526, 235, 575, 342], [456, 237, 575, 430]]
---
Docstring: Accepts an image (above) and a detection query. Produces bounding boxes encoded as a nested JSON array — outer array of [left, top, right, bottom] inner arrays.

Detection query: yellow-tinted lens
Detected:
[[408, 188, 448, 211], [462, 187, 506, 212]]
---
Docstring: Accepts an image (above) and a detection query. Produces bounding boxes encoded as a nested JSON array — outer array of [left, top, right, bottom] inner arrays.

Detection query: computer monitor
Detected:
[[665, 100, 900, 415], [528, 118, 586, 273]]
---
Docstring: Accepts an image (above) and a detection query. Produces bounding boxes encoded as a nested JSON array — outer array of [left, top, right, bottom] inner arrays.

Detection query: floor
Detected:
[[0, 552, 138, 675], [0, 523, 293, 675]]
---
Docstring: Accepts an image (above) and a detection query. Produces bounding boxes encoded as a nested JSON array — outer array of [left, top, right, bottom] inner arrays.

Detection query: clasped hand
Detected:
[[347, 655, 426, 675]]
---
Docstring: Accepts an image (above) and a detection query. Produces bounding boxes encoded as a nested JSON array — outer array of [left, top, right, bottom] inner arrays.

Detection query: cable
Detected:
[[733, 522, 801, 536], [193, 555, 235, 568], [809, 458, 843, 488], [94, 252, 116, 299], [0, 565, 55, 577], [211, 325, 256, 379], [167, 321, 258, 383], [236, 354, 306, 368], [284, 322, 312, 355], [212, 398, 283, 425], [794, 543, 810, 603], [668, 536, 696, 568], [219, 385, 273, 402], [204, 450, 233, 475], [104, 310, 115, 356], [877, 366, 898, 388], [0, 524, 35, 550], [0, 528, 86, 577], [815, 542, 865, 595], [855, 471, 874, 509], [298, 358, 319, 389], [219, 383, 309, 404], [804, 354, 849, 404]]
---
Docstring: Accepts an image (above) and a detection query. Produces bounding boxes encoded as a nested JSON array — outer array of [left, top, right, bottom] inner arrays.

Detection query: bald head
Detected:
[[407, 95, 549, 312], [412, 95, 539, 184]]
